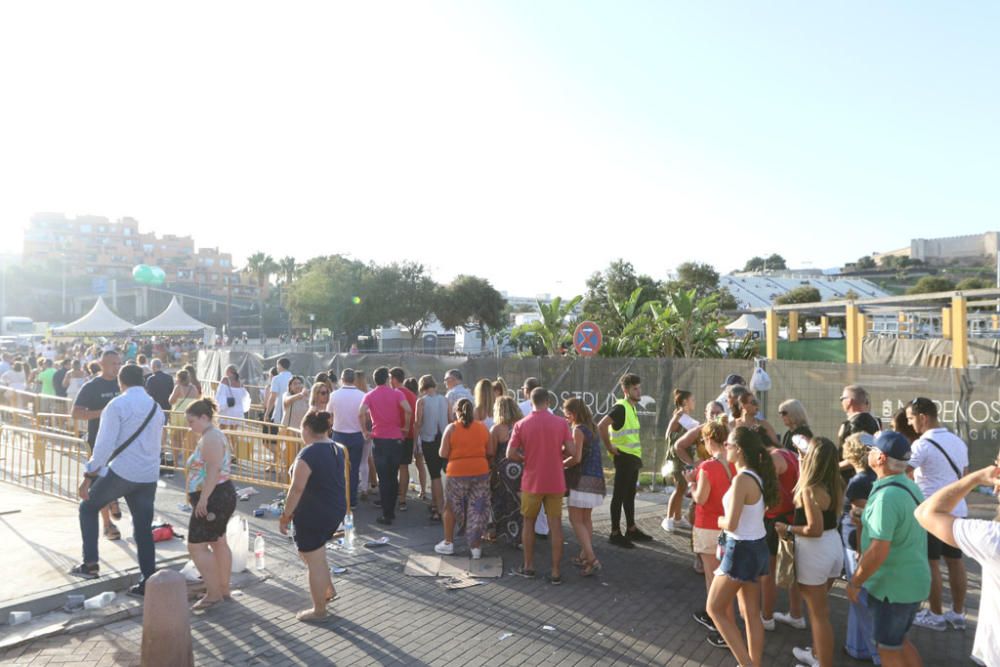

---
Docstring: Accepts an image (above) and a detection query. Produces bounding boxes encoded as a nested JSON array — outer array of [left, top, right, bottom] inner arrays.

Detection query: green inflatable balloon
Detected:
[[132, 264, 165, 285]]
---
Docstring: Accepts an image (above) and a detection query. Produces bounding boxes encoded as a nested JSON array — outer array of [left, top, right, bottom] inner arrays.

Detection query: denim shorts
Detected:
[[867, 595, 920, 649], [715, 535, 769, 582]]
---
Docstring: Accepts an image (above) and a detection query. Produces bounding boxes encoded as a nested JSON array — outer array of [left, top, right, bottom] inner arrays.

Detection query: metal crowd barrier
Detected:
[[0, 425, 89, 501]]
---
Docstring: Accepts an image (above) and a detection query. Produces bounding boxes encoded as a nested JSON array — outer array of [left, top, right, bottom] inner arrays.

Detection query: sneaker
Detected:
[[662, 517, 676, 532], [609, 532, 635, 549], [693, 610, 716, 631], [761, 615, 776, 631], [913, 609, 947, 631], [774, 611, 808, 629], [791, 647, 819, 666], [675, 517, 692, 530], [705, 631, 727, 648], [376, 516, 393, 526], [434, 540, 455, 555], [945, 610, 967, 630], [547, 574, 562, 586], [626, 527, 653, 542], [470, 547, 482, 560], [127, 583, 146, 598]]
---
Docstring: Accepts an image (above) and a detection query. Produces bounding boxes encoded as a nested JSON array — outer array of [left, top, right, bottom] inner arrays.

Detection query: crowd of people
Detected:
[[54, 352, 1000, 665]]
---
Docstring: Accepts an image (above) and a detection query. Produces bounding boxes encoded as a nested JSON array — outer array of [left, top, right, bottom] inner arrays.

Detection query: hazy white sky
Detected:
[[2, 2, 998, 297]]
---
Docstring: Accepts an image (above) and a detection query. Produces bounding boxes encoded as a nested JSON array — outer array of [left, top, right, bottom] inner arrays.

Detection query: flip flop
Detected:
[[104, 525, 122, 541], [108, 501, 122, 520]]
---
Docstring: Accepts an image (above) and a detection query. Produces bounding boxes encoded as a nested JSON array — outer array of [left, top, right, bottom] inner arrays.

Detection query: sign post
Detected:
[[573, 321, 603, 357]]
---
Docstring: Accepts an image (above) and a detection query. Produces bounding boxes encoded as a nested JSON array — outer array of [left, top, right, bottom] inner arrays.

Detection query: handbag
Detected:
[[775, 533, 796, 588], [225, 382, 236, 409]]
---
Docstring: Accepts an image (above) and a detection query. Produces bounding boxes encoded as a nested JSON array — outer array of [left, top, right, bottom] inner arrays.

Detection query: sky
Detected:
[[1, 2, 998, 297]]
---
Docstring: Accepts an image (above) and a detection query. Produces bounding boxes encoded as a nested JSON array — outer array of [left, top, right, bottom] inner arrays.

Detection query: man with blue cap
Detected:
[[845, 430, 930, 667]]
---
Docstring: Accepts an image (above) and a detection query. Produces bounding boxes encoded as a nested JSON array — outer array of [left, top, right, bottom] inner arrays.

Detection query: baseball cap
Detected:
[[872, 430, 912, 461], [721, 374, 746, 388]]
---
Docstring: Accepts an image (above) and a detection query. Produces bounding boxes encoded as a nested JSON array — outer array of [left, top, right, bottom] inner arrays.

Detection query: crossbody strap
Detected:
[[108, 403, 159, 465], [924, 438, 961, 480], [870, 480, 921, 506]]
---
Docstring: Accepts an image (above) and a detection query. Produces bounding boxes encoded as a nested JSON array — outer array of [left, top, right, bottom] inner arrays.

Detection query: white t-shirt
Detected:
[[714, 390, 731, 417], [269, 370, 292, 424], [953, 519, 1000, 667], [910, 428, 970, 517], [328, 386, 364, 433]]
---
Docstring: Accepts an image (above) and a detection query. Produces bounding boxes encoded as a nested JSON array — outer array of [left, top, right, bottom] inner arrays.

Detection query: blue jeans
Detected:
[[332, 430, 365, 509], [372, 438, 402, 520], [718, 535, 770, 582], [79, 469, 158, 581]]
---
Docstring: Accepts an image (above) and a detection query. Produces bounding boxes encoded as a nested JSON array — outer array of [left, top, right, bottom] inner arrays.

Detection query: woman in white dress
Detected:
[[215, 365, 251, 428]]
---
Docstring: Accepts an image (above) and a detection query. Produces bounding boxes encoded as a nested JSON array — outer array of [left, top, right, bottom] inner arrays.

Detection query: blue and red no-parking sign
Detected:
[[573, 320, 602, 357]]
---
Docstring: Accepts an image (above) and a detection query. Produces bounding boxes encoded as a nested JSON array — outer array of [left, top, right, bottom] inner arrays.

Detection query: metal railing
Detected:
[[0, 425, 89, 501]]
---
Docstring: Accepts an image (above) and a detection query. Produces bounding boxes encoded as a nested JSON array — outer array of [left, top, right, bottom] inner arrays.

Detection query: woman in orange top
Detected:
[[435, 398, 493, 559]]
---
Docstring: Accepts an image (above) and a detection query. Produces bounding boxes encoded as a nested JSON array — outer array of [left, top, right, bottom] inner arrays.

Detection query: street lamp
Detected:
[[309, 313, 315, 342]]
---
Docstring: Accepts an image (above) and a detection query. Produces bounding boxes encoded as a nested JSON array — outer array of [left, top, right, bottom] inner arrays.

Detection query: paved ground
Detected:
[[0, 474, 987, 666]]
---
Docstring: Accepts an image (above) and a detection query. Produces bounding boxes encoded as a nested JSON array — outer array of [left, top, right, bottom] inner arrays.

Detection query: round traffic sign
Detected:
[[573, 320, 602, 357]]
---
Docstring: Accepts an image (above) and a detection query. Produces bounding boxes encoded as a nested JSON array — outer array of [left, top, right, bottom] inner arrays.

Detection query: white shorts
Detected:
[[795, 528, 845, 586], [693, 527, 722, 555], [568, 490, 604, 509]]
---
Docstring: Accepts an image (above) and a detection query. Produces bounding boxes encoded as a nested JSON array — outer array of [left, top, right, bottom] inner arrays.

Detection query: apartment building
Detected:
[[22, 213, 255, 299]]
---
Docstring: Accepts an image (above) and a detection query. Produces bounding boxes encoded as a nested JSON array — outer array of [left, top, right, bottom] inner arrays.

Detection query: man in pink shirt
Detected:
[[507, 386, 577, 584], [359, 367, 412, 525]]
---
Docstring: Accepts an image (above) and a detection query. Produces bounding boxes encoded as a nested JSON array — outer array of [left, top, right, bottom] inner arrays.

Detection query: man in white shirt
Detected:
[[519, 377, 543, 417], [266, 357, 293, 426], [71, 364, 164, 596], [328, 368, 365, 509], [714, 373, 745, 417], [443, 369, 473, 415], [907, 396, 970, 631], [916, 457, 1000, 667]]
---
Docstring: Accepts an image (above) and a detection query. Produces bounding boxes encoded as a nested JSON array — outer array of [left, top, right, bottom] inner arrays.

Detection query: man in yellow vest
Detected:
[[599, 373, 653, 548]]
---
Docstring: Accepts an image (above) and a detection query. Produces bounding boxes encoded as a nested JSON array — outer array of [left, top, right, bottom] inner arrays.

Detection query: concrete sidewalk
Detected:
[[1, 478, 986, 666]]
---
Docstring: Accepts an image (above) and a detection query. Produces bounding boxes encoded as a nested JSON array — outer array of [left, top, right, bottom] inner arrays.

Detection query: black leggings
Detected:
[[611, 452, 642, 533]]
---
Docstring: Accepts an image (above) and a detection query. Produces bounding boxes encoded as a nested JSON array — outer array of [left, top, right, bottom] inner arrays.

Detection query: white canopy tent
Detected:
[[134, 297, 216, 345], [51, 297, 135, 337], [724, 313, 765, 335]]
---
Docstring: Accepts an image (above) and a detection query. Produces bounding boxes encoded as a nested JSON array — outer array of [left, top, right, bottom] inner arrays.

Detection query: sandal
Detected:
[[104, 524, 122, 541], [510, 565, 536, 579], [296, 609, 330, 623], [108, 500, 122, 520], [398, 501, 408, 512], [191, 596, 224, 611], [570, 556, 587, 567], [429, 510, 442, 523], [582, 559, 603, 577]]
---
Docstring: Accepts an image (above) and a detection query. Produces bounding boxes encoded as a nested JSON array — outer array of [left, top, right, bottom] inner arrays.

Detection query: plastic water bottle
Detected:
[[344, 512, 356, 552], [254, 532, 266, 570]]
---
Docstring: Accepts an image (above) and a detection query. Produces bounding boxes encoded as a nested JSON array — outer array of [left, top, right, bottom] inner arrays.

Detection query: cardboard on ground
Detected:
[[404, 554, 502, 578]]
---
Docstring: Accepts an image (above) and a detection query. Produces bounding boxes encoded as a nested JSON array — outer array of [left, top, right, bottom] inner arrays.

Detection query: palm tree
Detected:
[[278, 256, 298, 286], [510, 295, 582, 356], [246, 252, 277, 334]]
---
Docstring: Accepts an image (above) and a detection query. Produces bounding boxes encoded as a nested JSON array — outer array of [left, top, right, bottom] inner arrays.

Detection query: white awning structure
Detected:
[[724, 313, 765, 334], [134, 297, 216, 343], [51, 297, 135, 337]]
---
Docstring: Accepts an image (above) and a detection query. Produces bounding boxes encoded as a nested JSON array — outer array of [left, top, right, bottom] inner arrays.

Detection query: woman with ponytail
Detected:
[[434, 398, 493, 559], [707, 427, 779, 667]]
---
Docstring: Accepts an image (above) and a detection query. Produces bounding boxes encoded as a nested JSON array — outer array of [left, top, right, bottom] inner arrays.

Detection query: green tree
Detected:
[[435, 275, 507, 340], [601, 288, 725, 358], [246, 252, 278, 329], [907, 276, 956, 295], [743, 254, 786, 272], [667, 261, 738, 309], [774, 286, 821, 306], [855, 256, 876, 270], [509, 295, 582, 356], [288, 255, 374, 337], [366, 262, 439, 347], [582, 260, 661, 335], [956, 277, 993, 291]]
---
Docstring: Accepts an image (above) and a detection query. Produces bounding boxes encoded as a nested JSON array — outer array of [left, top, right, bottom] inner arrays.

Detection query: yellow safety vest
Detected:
[[610, 398, 641, 458]]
